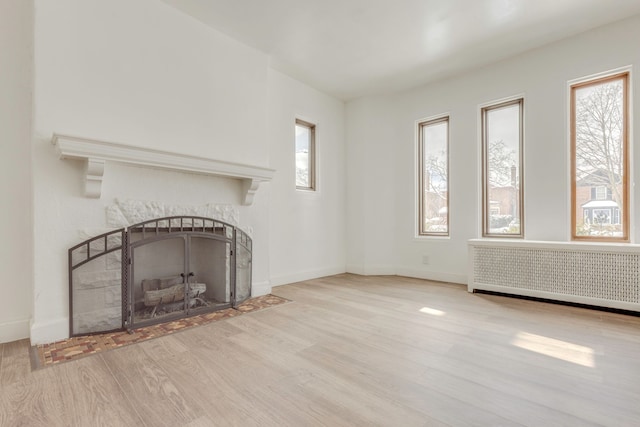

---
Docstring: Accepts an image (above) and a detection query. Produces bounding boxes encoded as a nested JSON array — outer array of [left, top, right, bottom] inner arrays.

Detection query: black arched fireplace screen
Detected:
[[68, 216, 252, 336]]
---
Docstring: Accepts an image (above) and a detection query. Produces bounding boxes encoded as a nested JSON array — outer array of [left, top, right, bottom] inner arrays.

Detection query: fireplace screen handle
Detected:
[[180, 272, 195, 283]]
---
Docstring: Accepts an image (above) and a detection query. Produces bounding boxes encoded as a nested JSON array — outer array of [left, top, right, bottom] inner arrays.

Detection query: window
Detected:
[[592, 209, 612, 225], [418, 116, 449, 236], [295, 119, 316, 190], [571, 72, 628, 241], [481, 98, 524, 237]]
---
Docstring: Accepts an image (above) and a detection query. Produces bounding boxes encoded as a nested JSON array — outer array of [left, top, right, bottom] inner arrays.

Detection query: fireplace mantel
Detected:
[[52, 134, 275, 205]]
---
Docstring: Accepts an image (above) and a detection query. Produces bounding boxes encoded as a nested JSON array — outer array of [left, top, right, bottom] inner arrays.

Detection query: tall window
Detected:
[[418, 116, 449, 236], [481, 98, 524, 237], [571, 72, 629, 241], [295, 119, 316, 191]]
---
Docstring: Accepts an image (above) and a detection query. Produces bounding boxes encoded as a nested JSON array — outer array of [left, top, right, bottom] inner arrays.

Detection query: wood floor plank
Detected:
[[101, 343, 205, 426], [0, 355, 144, 427], [183, 416, 217, 427], [136, 334, 189, 362], [55, 356, 146, 427], [0, 375, 70, 426], [232, 334, 417, 423], [152, 343, 279, 425], [299, 343, 519, 426], [0, 339, 32, 387]]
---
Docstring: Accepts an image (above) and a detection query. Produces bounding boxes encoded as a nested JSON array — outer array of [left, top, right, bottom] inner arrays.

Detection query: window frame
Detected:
[[295, 118, 316, 191], [417, 115, 450, 237], [481, 97, 525, 238], [570, 71, 629, 242]]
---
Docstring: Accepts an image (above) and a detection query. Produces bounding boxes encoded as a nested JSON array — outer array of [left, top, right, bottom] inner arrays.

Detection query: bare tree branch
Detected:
[[488, 140, 516, 188]]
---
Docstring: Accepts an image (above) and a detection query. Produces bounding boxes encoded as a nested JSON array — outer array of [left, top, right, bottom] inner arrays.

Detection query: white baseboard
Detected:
[[251, 280, 272, 296], [0, 318, 31, 344], [272, 264, 465, 288], [364, 265, 397, 275], [395, 267, 467, 285], [346, 264, 396, 276], [345, 264, 365, 275], [270, 266, 346, 287], [30, 317, 69, 346]]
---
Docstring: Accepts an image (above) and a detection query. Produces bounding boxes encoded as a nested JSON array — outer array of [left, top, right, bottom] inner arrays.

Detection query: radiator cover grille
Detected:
[[471, 243, 640, 308]]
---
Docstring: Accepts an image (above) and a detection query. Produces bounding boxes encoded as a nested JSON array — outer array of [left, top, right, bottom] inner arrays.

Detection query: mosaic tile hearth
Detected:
[[34, 294, 289, 368]]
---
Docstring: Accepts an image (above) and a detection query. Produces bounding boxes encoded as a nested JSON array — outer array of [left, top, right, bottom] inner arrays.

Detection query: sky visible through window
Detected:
[[423, 122, 447, 191], [487, 105, 519, 155]]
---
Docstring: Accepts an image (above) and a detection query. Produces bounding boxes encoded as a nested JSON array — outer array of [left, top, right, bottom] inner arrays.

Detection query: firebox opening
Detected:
[[131, 235, 231, 325]]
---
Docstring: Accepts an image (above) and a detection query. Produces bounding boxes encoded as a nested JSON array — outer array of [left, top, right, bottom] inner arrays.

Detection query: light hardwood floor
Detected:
[[1, 274, 639, 426]]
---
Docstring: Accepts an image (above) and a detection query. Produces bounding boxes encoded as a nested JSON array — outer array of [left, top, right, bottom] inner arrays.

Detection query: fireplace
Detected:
[[68, 216, 252, 336]]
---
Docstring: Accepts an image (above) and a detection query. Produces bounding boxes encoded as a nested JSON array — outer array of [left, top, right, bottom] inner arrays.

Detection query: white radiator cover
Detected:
[[468, 239, 640, 312]]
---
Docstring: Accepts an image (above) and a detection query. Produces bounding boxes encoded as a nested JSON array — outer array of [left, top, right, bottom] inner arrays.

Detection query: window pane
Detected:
[[419, 117, 448, 236], [482, 99, 523, 237], [295, 120, 315, 190], [572, 74, 628, 241]]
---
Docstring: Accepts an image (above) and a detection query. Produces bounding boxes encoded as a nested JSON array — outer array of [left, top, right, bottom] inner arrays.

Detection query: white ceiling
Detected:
[[161, 0, 640, 100]]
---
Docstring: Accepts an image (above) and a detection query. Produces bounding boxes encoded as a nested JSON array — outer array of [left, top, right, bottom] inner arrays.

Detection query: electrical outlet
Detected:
[[422, 255, 430, 265]]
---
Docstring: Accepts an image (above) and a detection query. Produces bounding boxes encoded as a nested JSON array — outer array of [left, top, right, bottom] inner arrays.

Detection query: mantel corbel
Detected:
[[85, 158, 105, 198], [51, 134, 275, 205], [241, 179, 262, 206]]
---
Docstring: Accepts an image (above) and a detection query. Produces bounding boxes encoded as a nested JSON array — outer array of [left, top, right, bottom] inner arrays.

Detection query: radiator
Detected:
[[468, 239, 640, 312]]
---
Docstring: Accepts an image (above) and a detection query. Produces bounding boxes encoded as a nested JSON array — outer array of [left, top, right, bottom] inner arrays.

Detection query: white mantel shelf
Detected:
[[52, 133, 275, 205]]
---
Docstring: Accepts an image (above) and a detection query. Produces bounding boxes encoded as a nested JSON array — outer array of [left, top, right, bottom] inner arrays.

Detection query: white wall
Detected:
[[0, 0, 33, 343], [267, 69, 346, 285], [31, 0, 273, 343], [346, 96, 398, 275], [347, 14, 640, 284], [34, 0, 269, 167]]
